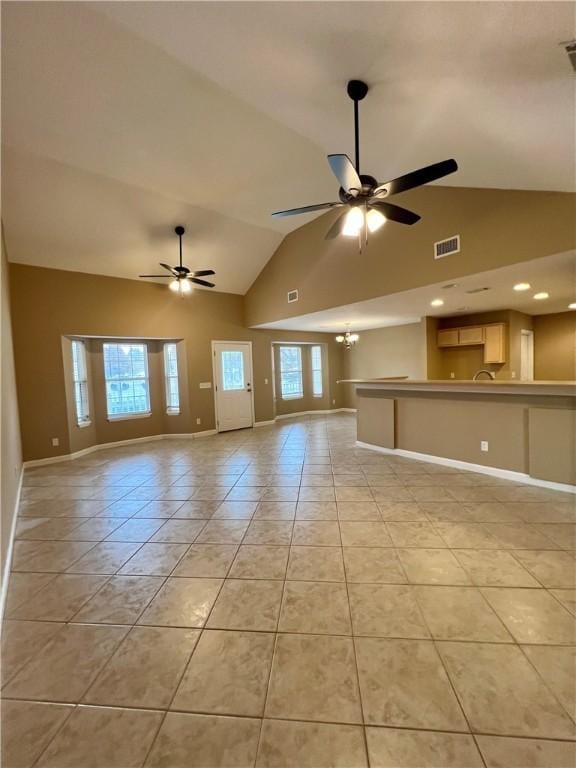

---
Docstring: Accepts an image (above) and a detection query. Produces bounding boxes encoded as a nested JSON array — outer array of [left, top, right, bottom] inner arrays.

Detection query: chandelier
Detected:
[[335, 330, 359, 350]]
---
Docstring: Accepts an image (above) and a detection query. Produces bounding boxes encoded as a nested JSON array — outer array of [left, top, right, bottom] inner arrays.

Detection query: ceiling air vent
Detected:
[[287, 289, 299, 303], [434, 235, 460, 260]]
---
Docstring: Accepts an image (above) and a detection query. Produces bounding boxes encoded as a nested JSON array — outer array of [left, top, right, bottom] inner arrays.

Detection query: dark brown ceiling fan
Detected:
[[139, 226, 215, 294], [272, 80, 458, 244]]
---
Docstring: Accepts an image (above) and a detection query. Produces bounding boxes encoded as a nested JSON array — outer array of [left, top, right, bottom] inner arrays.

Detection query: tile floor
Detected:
[[2, 413, 576, 767]]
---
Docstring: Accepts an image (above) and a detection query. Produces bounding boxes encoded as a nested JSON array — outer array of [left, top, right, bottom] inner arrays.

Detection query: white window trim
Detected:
[[163, 343, 181, 415], [71, 339, 91, 427], [311, 345, 323, 398], [103, 342, 151, 420], [107, 411, 152, 422], [279, 345, 304, 401]]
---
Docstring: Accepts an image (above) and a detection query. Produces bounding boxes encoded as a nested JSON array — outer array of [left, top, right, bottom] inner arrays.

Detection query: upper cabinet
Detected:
[[483, 324, 507, 364], [437, 323, 507, 363]]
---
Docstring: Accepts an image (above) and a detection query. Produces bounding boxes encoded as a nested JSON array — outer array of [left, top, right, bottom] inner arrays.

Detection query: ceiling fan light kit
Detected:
[[272, 79, 458, 250], [139, 225, 216, 296]]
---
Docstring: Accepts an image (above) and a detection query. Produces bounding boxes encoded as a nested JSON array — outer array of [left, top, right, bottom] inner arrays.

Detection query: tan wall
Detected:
[[245, 187, 575, 326], [10, 265, 346, 461], [1, 231, 23, 585], [343, 322, 427, 407], [428, 310, 534, 380], [533, 312, 576, 381]]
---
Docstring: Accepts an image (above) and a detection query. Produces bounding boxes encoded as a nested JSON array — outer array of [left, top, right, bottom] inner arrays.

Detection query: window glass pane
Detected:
[[311, 345, 323, 397], [221, 350, 245, 391], [279, 346, 303, 399], [71, 340, 90, 424], [103, 343, 150, 417], [164, 343, 180, 412]]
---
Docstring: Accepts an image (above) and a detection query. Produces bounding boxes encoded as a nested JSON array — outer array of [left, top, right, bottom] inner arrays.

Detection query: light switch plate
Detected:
[[480, 441, 489, 452], [199, 382, 212, 389]]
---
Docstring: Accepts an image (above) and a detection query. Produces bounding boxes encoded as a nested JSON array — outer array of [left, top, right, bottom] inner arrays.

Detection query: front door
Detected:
[[212, 342, 254, 432]]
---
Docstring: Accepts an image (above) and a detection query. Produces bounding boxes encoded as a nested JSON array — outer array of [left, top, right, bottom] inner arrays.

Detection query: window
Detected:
[[164, 343, 180, 414], [221, 350, 245, 391], [279, 346, 303, 399], [103, 343, 150, 418], [311, 345, 323, 397], [71, 340, 90, 425]]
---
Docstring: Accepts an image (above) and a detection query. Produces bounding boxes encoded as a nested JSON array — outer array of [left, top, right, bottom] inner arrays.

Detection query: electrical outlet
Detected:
[[450, 372, 455, 379], [332, 399, 336, 405], [196, 418, 201, 425], [480, 441, 489, 452], [511, 371, 516, 379], [51, 437, 59, 447], [264, 378, 269, 385]]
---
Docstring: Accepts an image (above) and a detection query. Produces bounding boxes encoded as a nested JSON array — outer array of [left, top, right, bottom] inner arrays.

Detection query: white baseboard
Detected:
[[356, 441, 576, 494], [24, 430, 218, 468], [1, 465, 23, 620], [254, 420, 276, 428]]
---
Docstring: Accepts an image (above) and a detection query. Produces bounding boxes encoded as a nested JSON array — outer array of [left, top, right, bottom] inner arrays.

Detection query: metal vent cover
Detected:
[[287, 289, 299, 303], [434, 235, 460, 259]]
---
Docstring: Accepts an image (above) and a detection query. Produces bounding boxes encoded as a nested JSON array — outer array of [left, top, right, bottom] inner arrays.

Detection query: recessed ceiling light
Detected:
[[430, 298, 444, 307], [513, 282, 531, 292], [568, 303, 576, 310], [533, 292, 549, 300]]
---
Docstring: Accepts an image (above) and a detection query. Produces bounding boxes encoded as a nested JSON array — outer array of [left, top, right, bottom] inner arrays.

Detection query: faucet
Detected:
[[473, 369, 496, 381]]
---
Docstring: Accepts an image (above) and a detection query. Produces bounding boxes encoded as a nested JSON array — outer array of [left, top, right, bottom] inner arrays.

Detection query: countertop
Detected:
[[338, 378, 576, 396]]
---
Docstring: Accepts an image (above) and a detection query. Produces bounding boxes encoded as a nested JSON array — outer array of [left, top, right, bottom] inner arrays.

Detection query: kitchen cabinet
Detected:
[[437, 329, 459, 347], [458, 326, 484, 345], [437, 322, 507, 363], [484, 324, 506, 364]]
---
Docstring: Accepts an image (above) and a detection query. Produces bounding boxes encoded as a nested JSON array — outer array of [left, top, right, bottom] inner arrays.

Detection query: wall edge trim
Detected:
[[275, 408, 356, 420], [355, 441, 576, 494], [0, 465, 24, 619]]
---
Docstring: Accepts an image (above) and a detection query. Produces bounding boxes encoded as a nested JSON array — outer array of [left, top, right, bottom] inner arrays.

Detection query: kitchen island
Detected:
[[340, 379, 576, 489]]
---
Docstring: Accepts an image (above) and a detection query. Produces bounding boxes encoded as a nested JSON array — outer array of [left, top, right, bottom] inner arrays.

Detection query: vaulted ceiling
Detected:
[[2, 2, 574, 294]]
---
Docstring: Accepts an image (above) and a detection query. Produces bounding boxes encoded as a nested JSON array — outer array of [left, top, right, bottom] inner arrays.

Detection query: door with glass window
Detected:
[[212, 342, 254, 431]]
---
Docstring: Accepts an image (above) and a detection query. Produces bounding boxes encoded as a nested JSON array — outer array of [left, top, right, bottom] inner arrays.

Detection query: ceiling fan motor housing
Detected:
[[338, 174, 378, 204]]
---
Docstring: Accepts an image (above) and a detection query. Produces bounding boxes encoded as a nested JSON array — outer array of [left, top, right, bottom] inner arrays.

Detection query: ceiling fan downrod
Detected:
[[347, 80, 369, 174]]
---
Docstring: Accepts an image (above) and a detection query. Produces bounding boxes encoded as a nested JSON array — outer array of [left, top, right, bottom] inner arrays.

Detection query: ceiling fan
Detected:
[[272, 80, 458, 247], [139, 226, 216, 295]]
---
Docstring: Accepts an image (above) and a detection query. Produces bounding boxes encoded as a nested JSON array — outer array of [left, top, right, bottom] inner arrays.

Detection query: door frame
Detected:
[[211, 340, 255, 432], [520, 329, 534, 381]]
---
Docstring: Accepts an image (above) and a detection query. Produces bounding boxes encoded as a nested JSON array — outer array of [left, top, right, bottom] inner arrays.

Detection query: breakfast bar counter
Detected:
[[339, 379, 576, 487]]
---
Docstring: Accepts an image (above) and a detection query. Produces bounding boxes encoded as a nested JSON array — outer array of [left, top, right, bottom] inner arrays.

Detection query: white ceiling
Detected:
[[257, 252, 576, 332], [2, 2, 574, 294]]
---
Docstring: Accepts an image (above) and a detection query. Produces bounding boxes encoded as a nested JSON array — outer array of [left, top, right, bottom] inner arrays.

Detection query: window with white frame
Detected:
[[279, 346, 303, 399], [311, 345, 323, 397], [103, 343, 150, 418], [164, 342, 180, 414], [71, 340, 90, 425]]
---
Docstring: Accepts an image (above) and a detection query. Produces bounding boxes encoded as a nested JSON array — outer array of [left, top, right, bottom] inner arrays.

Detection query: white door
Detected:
[[520, 330, 534, 381], [212, 342, 254, 432]]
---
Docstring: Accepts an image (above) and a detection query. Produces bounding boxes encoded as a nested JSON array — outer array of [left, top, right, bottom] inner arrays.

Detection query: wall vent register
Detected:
[[287, 289, 299, 303], [434, 235, 460, 259]]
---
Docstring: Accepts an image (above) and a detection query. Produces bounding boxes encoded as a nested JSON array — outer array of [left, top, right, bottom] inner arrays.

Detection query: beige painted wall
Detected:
[[10, 264, 345, 461], [245, 187, 575, 326], [342, 322, 427, 407], [533, 312, 576, 381], [1, 231, 23, 587]]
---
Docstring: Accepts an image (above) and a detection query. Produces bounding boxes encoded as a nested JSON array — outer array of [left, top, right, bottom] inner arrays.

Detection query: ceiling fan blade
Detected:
[[189, 277, 215, 288], [160, 262, 178, 275], [192, 269, 215, 277], [327, 155, 361, 196], [374, 159, 458, 198], [369, 201, 421, 226], [324, 209, 349, 240], [272, 202, 341, 218], [139, 274, 171, 278]]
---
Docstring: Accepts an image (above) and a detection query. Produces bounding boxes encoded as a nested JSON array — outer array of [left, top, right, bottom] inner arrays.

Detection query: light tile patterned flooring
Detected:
[[2, 413, 576, 767]]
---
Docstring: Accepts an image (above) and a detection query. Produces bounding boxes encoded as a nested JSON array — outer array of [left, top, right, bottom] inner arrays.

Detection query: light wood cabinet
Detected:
[[458, 326, 484, 345], [483, 324, 506, 364], [437, 329, 459, 347], [437, 322, 507, 363]]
